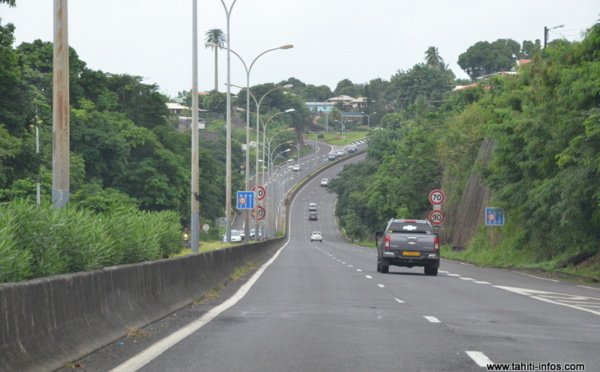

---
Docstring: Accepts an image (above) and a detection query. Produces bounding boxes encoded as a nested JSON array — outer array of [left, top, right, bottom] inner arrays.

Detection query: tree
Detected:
[[202, 91, 227, 119], [298, 84, 332, 102], [458, 39, 523, 80], [334, 79, 360, 97], [389, 63, 454, 112], [204, 29, 226, 91], [424, 46, 444, 70]]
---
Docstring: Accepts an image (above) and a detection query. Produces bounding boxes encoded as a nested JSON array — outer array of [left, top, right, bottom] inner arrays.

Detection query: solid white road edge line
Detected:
[[109, 240, 290, 372]]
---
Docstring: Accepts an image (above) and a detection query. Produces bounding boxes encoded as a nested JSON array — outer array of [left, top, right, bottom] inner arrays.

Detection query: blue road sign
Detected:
[[485, 208, 504, 226], [236, 191, 255, 209]]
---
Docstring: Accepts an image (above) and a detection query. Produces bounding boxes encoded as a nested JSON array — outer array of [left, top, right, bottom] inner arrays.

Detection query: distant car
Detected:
[[292, 164, 300, 171], [347, 145, 358, 153], [309, 211, 318, 220], [222, 229, 243, 243], [309, 202, 317, 211], [328, 153, 337, 161], [336, 150, 345, 157], [320, 178, 329, 187], [310, 231, 323, 242], [249, 228, 262, 241]]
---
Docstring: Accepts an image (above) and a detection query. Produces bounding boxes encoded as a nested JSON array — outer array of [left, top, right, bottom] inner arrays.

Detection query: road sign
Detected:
[[485, 208, 504, 226], [429, 210, 444, 225], [429, 189, 445, 205], [236, 191, 255, 209], [252, 186, 266, 200], [252, 206, 266, 220]]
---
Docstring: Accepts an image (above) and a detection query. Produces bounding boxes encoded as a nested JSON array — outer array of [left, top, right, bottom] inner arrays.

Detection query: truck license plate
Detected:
[[402, 251, 420, 256]]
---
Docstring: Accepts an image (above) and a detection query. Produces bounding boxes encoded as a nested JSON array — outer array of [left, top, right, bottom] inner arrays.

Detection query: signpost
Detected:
[[252, 206, 266, 220], [429, 189, 445, 228], [429, 189, 445, 205], [252, 186, 266, 201], [485, 208, 504, 226], [236, 191, 255, 210], [429, 210, 444, 225]]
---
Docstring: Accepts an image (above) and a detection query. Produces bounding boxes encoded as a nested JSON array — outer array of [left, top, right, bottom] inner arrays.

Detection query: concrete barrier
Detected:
[[0, 143, 354, 372], [0, 238, 284, 372]]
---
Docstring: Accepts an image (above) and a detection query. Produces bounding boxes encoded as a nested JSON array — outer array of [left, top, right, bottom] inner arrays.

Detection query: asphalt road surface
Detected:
[[62, 147, 600, 372]]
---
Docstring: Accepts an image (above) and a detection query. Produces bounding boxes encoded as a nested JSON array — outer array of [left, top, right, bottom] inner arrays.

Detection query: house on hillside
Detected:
[[306, 102, 335, 113]]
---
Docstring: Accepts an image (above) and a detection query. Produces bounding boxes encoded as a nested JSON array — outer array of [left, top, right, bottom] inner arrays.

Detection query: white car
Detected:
[[292, 165, 300, 171], [222, 229, 243, 243], [310, 231, 323, 242], [320, 178, 329, 187]]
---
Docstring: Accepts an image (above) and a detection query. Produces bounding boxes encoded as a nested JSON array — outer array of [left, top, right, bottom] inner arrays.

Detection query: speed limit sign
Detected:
[[429, 189, 445, 205], [252, 186, 266, 201], [252, 206, 266, 220], [429, 210, 444, 225]]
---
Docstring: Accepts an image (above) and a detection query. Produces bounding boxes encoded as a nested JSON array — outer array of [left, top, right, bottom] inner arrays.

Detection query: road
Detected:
[[62, 147, 600, 372]]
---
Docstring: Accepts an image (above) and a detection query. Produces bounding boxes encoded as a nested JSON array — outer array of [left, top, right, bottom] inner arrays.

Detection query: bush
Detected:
[[0, 199, 183, 283]]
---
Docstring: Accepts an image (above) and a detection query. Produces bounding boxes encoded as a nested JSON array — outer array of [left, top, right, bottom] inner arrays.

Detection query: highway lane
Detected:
[[67, 148, 600, 372]]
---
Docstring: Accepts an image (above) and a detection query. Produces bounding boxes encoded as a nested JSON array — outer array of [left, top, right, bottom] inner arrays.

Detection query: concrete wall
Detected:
[[0, 239, 283, 372]]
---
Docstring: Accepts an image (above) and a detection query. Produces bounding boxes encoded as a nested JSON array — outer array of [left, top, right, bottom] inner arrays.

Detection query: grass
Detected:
[[320, 131, 368, 147]]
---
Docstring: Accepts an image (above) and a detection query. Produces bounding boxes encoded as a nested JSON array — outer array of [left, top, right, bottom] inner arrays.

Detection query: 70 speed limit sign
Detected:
[[429, 189, 445, 205], [429, 210, 444, 225]]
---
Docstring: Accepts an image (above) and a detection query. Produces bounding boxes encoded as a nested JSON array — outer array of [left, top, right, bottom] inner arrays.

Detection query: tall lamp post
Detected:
[[544, 24, 564, 48], [218, 0, 238, 243], [361, 111, 377, 130], [260, 110, 296, 191], [335, 119, 348, 146], [206, 43, 293, 241]]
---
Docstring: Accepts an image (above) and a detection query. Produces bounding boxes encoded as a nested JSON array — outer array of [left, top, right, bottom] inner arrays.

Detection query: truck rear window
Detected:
[[388, 223, 432, 234]]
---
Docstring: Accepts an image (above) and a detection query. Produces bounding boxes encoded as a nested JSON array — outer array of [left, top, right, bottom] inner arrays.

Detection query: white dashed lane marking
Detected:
[[466, 351, 494, 367]]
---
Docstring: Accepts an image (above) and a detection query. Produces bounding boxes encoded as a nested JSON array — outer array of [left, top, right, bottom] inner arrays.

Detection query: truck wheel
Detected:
[[381, 265, 389, 274], [424, 267, 438, 276], [377, 260, 381, 272]]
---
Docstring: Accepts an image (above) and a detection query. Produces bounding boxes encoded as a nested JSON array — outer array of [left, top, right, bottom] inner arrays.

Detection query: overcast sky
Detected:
[[2, 1, 598, 98]]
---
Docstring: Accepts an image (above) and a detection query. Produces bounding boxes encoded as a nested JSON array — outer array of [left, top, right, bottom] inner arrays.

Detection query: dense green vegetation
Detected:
[[330, 22, 600, 278], [0, 199, 181, 283]]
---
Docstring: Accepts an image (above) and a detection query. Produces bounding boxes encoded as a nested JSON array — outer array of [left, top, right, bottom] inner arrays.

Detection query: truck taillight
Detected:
[[384, 235, 391, 250], [434, 236, 440, 252]]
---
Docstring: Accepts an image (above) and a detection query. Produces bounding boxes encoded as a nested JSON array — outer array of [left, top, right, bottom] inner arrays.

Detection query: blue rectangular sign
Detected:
[[236, 191, 255, 210], [485, 208, 504, 226]]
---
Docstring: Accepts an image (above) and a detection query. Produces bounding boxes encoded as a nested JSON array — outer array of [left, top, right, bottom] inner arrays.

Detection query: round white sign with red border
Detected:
[[252, 186, 266, 201], [429, 210, 444, 225], [252, 206, 266, 220], [429, 189, 445, 205]]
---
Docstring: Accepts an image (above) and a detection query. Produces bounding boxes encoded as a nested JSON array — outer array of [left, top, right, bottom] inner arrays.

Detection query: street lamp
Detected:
[[361, 111, 377, 130], [335, 119, 348, 146], [207, 42, 293, 241], [261, 110, 295, 190], [190, 0, 200, 252], [544, 24, 564, 48], [309, 132, 319, 165], [217, 0, 238, 243]]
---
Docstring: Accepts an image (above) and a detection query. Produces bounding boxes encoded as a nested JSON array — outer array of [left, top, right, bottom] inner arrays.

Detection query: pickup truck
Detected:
[[375, 219, 440, 276]]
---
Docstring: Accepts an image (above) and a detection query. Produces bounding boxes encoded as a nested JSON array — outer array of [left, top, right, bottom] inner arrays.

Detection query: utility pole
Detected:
[[52, 0, 69, 208]]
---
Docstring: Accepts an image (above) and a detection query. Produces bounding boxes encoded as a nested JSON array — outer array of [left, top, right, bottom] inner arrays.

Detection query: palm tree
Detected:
[[204, 29, 227, 91], [424, 46, 444, 70]]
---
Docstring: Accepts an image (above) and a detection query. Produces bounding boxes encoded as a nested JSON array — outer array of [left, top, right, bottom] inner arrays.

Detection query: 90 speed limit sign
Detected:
[[252, 206, 266, 220], [429, 210, 444, 225]]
